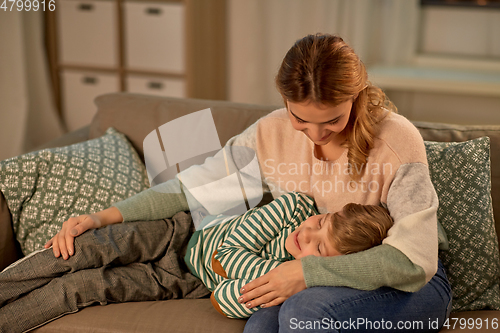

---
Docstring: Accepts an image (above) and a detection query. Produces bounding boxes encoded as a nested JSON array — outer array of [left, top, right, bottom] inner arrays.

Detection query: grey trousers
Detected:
[[0, 212, 209, 333]]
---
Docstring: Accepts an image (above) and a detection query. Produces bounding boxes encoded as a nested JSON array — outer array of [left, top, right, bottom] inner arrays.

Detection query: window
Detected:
[[421, 0, 500, 8], [419, 1, 500, 59]]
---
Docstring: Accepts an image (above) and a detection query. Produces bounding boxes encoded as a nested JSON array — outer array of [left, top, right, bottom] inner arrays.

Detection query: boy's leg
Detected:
[[0, 211, 208, 333], [0, 212, 188, 306], [0, 260, 207, 333]]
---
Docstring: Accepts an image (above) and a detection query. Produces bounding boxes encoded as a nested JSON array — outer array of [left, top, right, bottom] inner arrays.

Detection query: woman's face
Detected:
[[287, 100, 353, 146]]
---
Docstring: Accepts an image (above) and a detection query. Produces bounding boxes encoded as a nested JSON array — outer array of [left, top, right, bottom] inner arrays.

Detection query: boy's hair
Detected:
[[328, 203, 393, 255]]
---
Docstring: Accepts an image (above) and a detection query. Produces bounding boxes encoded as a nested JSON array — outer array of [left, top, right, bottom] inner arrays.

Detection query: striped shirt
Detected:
[[184, 192, 318, 318]]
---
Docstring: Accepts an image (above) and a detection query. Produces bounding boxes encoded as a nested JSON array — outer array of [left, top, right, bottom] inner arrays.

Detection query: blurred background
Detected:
[[1, 0, 499, 160]]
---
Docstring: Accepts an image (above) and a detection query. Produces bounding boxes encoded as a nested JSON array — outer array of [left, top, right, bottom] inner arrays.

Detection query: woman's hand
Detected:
[[239, 260, 306, 309], [44, 207, 124, 259], [44, 214, 102, 260]]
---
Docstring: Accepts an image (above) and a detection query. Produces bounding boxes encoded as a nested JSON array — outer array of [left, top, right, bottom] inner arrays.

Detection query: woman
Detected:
[[46, 34, 451, 332]]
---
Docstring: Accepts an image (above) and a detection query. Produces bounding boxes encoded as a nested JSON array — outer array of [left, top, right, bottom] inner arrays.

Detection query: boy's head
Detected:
[[285, 203, 393, 259]]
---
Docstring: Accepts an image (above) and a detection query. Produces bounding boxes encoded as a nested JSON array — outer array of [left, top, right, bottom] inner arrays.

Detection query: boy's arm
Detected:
[[211, 278, 261, 318], [214, 192, 316, 280]]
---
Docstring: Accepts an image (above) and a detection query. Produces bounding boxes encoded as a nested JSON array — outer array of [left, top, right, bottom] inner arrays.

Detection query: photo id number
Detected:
[[443, 317, 498, 330], [1, 0, 56, 11]]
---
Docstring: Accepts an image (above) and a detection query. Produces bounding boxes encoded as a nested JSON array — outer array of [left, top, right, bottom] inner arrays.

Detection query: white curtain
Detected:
[[0, 10, 64, 161], [228, 0, 420, 105]]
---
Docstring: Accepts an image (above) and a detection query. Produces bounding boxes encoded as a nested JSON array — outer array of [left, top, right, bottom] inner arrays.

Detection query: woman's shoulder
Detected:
[[255, 107, 303, 140], [227, 108, 287, 149], [260, 107, 289, 122], [374, 112, 427, 164]]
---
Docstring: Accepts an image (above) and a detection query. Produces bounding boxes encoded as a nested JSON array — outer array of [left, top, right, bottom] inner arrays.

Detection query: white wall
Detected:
[[227, 1, 500, 126], [0, 10, 64, 161]]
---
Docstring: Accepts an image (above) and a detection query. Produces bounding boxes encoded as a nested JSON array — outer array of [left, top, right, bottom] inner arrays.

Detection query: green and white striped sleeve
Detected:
[[215, 192, 317, 281], [212, 278, 258, 318]]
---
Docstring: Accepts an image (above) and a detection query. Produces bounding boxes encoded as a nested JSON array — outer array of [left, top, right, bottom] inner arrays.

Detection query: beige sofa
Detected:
[[2, 93, 500, 332]]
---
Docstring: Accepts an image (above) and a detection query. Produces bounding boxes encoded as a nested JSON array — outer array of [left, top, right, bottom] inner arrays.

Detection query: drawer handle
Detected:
[[146, 7, 162, 15], [82, 76, 98, 85], [148, 82, 164, 90], [78, 3, 94, 11]]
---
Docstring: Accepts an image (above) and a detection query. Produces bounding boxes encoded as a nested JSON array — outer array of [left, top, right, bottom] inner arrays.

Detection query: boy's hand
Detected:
[[238, 260, 306, 308], [44, 214, 101, 260]]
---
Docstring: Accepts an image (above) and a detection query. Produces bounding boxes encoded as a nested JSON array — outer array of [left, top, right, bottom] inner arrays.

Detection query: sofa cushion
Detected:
[[89, 93, 278, 160], [0, 128, 150, 255], [426, 137, 500, 312], [415, 121, 500, 253], [33, 299, 247, 333]]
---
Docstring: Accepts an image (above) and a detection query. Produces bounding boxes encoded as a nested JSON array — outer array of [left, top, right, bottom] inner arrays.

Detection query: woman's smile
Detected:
[[286, 100, 353, 146], [319, 132, 332, 141]]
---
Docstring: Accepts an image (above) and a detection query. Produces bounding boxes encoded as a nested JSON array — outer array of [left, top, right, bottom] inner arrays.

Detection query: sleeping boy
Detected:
[[184, 192, 394, 319]]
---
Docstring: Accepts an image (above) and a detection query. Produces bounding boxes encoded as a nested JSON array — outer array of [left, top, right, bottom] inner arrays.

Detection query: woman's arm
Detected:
[[239, 162, 440, 308], [44, 206, 124, 259]]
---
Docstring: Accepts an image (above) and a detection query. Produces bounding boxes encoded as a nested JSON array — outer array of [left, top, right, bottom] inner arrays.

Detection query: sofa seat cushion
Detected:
[[33, 299, 247, 333]]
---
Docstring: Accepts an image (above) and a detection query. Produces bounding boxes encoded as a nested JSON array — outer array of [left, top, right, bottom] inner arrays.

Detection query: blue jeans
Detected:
[[244, 260, 452, 333]]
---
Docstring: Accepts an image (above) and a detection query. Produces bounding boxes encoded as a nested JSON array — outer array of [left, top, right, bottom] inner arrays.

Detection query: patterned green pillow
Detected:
[[0, 127, 150, 255], [425, 137, 500, 312]]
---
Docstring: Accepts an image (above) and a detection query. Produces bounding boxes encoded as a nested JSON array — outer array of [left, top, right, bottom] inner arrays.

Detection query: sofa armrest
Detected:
[[0, 190, 22, 270]]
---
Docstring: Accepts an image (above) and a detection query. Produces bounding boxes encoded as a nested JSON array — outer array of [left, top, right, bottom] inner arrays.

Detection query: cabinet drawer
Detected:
[[126, 75, 186, 98], [58, 0, 118, 67], [124, 1, 185, 73], [61, 70, 119, 131]]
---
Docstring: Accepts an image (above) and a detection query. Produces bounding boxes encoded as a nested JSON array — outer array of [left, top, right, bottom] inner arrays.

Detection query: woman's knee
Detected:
[[243, 306, 281, 333], [279, 287, 340, 329], [279, 283, 452, 332]]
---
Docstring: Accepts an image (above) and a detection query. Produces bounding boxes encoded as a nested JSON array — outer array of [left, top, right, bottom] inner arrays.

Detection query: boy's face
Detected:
[[285, 214, 341, 259]]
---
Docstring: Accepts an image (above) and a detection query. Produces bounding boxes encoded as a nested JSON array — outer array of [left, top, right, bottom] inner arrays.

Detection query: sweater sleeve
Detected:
[[302, 162, 439, 292], [215, 193, 316, 280], [112, 178, 190, 221], [112, 121, 262, 222]]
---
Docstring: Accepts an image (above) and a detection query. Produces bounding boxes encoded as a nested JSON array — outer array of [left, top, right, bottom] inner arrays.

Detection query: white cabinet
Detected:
[[61, 70, 120, 131], [124, 1, 185, 73], [47, 0, 226, 130], [57, 0, 118, 67], [126, 75, 185, 98]]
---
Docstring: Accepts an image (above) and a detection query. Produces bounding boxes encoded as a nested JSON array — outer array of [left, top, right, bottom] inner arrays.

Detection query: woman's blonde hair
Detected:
[[275, 33, 397, 180], [328, 203, 393, 255]]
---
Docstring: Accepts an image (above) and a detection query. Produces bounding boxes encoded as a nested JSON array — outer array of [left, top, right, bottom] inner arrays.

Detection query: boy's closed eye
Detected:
[[284, 214, 341, 260]]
